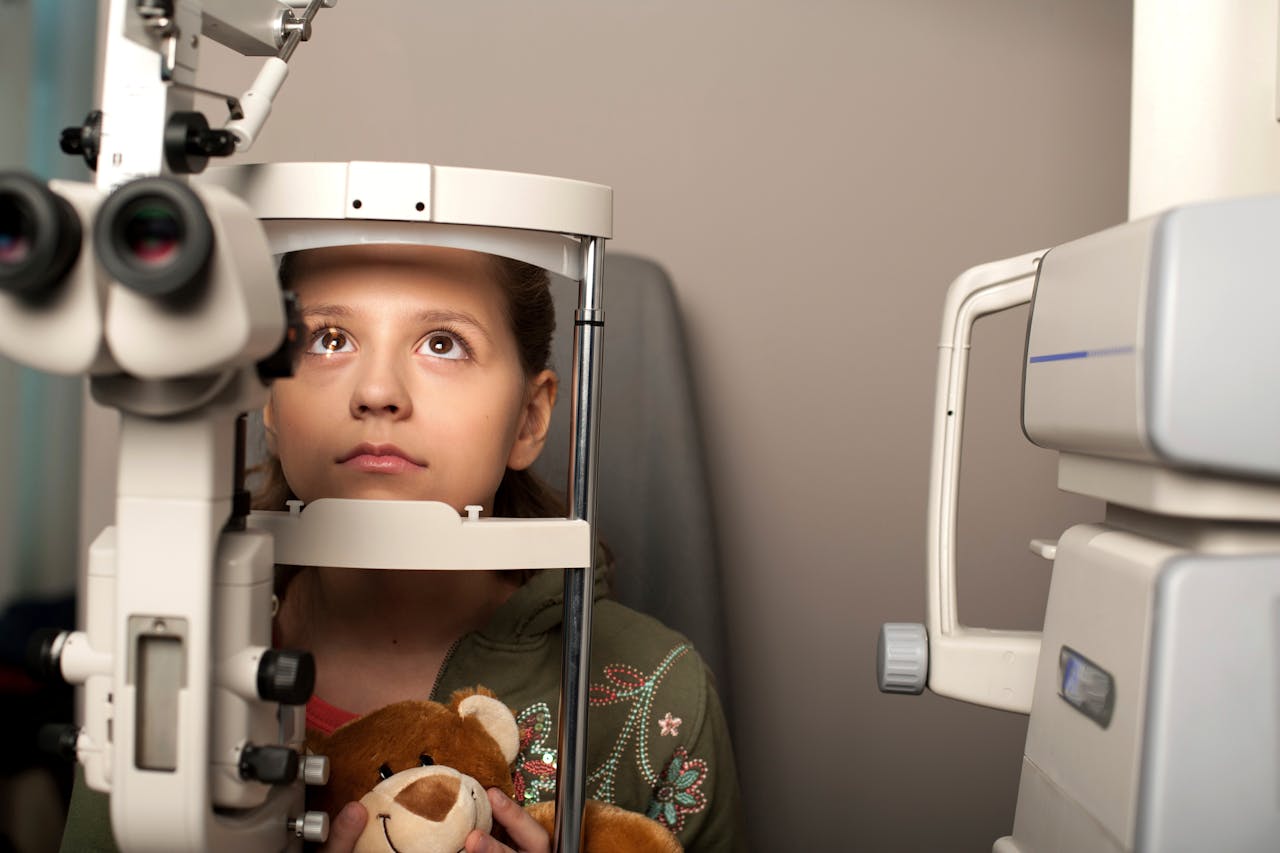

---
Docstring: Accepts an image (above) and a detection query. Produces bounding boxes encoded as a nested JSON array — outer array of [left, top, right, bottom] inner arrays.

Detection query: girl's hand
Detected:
[[465, 788, 550, 853], [318, 801, 368, 853]]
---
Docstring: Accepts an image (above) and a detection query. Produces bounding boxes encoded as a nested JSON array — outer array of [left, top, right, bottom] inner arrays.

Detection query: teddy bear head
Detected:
[[306, 688, 521, 853]]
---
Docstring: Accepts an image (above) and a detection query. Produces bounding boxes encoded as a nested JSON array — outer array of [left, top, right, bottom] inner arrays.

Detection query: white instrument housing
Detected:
[[1024, 195, 1280, 505]]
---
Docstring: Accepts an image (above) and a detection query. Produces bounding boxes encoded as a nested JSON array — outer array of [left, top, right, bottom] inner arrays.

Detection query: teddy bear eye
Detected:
[[419, 754, 434, 767], [378, 763, 394, 781]]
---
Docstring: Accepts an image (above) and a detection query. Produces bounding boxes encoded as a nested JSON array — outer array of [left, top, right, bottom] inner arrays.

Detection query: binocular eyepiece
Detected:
[[0, 172, 83, 299], [0, 172, 212, 303], [0, 169, 288, 382]]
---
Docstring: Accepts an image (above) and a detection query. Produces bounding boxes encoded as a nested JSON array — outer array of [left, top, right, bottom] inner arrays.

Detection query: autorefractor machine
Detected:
[[0, 2, 612, 850], [876, 4, 1280, 851]]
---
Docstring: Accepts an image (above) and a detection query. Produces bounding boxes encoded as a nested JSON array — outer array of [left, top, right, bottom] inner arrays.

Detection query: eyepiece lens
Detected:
[[121, 201, 182, 269], [0, 195, 35, 267], [94, 176, 212, 300]]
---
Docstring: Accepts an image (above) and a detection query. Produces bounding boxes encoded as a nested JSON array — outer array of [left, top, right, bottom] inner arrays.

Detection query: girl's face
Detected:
[[263, 244, 556, 512]]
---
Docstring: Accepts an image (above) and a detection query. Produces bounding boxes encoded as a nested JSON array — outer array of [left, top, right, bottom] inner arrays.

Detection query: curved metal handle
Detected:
[[925, 249, 1045, 714]]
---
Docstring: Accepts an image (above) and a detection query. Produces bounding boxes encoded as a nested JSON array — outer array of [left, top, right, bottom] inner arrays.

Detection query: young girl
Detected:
[[60, 243, 744, 852]]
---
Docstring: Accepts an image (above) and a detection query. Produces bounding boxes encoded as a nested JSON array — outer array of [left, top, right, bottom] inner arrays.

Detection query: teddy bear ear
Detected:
[[457, 693, 520, 765]]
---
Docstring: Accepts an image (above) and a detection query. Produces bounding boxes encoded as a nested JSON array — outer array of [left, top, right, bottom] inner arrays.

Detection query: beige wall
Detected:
[[191, 1, 1131, 848]]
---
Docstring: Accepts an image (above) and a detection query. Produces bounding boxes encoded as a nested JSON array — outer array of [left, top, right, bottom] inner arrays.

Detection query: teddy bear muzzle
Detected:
[[354, 765, 493, 853]]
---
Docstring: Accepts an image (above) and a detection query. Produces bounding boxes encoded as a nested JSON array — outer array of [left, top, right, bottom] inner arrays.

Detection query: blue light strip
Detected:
[[1029, 345, 1135, 364]]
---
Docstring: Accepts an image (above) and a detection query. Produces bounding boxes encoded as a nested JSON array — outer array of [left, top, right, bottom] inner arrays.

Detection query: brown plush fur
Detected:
[[305, 687, 515, 818], [306, 687, 683, 852], [527, 802, 683, 853]]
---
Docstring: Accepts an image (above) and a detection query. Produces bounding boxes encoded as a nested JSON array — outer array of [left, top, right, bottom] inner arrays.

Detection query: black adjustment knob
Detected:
[[38, 723, 79, 761], [163, 111, 235, 175], [25, 627, 67, 684], [60, 110, 103, 171], [257, 649, 315, 705], [238, 744, 299, 785]]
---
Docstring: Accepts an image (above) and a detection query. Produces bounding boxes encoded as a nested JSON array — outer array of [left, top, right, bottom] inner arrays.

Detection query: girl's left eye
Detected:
[[418, 331, 468, 361]]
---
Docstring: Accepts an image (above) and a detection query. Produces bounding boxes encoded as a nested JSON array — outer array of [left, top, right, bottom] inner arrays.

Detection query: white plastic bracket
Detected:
[[925, 249, 1046, 714]]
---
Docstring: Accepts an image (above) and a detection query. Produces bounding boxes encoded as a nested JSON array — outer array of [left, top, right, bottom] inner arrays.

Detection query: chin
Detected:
[[326, 485, 467, 509]]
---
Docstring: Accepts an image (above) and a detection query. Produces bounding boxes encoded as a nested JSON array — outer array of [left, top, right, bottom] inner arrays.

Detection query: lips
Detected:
[[337, 442, 426, 473]]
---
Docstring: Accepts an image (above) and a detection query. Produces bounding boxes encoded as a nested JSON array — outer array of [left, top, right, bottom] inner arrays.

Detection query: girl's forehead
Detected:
[[287, 243, 496, 285]]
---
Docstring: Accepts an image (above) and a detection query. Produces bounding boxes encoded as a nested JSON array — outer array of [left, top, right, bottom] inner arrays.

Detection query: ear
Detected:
[[457, 693, 520, 766], [506, 369, 557, 472]]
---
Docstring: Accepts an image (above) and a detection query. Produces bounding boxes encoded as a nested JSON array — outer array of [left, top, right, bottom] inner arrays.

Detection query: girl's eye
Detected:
[[307, 327, 353, 355], [419, 331, 468, 361]]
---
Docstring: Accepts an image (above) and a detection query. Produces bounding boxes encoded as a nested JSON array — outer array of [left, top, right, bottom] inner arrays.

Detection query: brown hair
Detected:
[[252, 249, 565, 520]]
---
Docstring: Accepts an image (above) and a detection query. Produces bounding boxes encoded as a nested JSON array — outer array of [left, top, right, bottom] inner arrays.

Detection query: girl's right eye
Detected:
[[307, 326, 354, 355]]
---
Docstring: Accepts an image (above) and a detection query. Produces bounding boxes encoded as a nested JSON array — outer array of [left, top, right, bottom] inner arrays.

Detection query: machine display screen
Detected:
[[1058, 645, 1115, 728]]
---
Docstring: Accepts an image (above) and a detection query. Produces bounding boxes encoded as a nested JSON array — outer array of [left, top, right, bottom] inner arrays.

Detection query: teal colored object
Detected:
[[1, 0, 98, 601]]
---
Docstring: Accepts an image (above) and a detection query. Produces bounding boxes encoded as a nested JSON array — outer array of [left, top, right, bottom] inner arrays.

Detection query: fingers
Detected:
[[464, 829, 513, 853], [318, 801, 367, 853], [464, 789, 549, 853]]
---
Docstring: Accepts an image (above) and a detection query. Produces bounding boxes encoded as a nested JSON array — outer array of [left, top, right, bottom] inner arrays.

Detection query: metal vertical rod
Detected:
[[552, 236, 606, 853]]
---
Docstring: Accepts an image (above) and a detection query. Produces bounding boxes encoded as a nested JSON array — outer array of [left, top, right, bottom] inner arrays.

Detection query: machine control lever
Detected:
[[1029, 539, 1058, 560], [239, 744, 299, 785], [37, 723, 80, 761]]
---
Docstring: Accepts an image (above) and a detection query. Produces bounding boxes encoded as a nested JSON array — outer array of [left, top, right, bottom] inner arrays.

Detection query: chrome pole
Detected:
[[551, 236, 606, 853]]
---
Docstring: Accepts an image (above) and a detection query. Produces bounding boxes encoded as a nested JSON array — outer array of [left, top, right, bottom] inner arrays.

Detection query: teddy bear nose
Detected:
[[394, 774, 462, 822]]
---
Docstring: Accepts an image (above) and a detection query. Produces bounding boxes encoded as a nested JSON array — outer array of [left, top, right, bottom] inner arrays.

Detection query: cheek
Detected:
[[268, 387, 335, 471], [432, 375, 526, 465]]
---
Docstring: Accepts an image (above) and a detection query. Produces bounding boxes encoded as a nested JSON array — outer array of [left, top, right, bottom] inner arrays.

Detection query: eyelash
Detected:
[[418, 325, 473, 361]]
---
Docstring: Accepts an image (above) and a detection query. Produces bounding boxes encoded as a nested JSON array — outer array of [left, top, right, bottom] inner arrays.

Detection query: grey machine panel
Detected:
[[1136, 551, 1280, 852], [1144, 195, 1280, 480]]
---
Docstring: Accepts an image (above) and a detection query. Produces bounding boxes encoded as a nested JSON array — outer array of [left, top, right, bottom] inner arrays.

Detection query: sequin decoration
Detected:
[[658, 712, 682, 737], [512, 702, 558, 806], [646, 747, 708, 833]]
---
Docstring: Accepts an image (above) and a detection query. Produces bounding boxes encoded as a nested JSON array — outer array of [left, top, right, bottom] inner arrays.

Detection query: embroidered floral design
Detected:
[[646, 747, 708, 833], [658, 712, 682, 737], [586, 645, 691, 803], [512, 702, 558, 805]]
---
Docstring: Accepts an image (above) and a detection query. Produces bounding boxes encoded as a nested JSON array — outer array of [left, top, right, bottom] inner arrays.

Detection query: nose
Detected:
[[349, 353, 413, 419], [393, 773, 461, 822]]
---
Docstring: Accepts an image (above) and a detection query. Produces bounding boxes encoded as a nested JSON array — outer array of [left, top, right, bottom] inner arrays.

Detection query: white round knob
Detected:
[[877, 622, 928, 694], [290, 811, 329, 843], [300, 754, 329, 786]]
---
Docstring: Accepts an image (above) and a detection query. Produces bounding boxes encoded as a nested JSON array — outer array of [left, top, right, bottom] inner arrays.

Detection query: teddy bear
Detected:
[[305, 687, 683, 853]]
